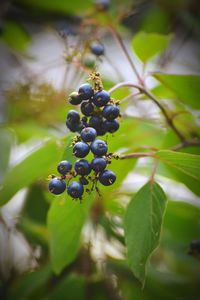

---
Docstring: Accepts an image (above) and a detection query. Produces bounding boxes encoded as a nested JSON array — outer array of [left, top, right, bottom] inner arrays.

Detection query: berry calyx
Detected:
[[57, 160, 72, 175], [73, 142, 90, 158], [48, 178, 66, 194], [75, 159, 91, 175], [67, 181, 84, 198], [91, 139, 108, 156], [99, 170, 116, 186], [80, 127, 97, 142]]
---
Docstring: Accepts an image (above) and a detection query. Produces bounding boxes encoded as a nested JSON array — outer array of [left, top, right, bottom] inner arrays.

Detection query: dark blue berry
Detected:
[[66, 120, 80, 132], [95, 0, 110, 11], [67, 181, 84, 198], [81, 101, 94, 116], [103, 120, 119, 133], [80, 127, 97, 142], [99, 170, 116, 186], [68, 92, 82, 105], [93, 90, 110, 107], [90, 43, 104, 56], [96, 122, 107, 136], [73, 142, 90, 158], [97, 124, 106, 136], [67, 110, 80, 123], [91, 139, 107, 156], [48, 178, 66, 195], [91, 157, 107, 172], [190, 240, 200, 252], [103, 105, 120, 121], [78, 83, 94, 100], [89, 116, 102, 129], [75, 159, 91, 175], [57, 160, 72, 175]]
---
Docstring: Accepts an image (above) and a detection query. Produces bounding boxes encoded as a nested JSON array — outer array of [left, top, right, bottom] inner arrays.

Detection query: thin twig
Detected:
[[171, 139, 200, 151], [141, 87, 186, 142], [120, 91, 141, 104], [108, 25, 143, 84], [108, 81, 142, 94], [119, 152, 155, 160], [109, 81, 186, 143], [118, 139, 200, 161]]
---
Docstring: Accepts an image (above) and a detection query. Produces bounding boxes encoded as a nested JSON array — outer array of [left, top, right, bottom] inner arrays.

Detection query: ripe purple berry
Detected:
[[48, 178, 66, 195], [67, 110, 80, 124], [80, 127, 97, 142], [57, 160, 72, 175], [68, 92, 82, 105], [90, 43, 104, 56], [73, 142, 90, 158], [67, 181, 84, 198], [91, 139, 107, 156], [103, 120, 119, 133], [93, 90, 110, 107], [81, 101, 94, 116], [99, 170, 116, 186], [91, 157, 107, 172], [103, 105, 120, 121], [78, 83, 94, 100], [75, 159, 91, 175]]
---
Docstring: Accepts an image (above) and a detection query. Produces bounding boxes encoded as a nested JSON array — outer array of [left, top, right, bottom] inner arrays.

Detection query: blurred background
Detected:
[[0, 0, 200, 299]]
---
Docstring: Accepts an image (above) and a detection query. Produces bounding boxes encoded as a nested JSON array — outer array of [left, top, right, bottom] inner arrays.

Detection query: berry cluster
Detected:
[[48, 73, 120, 201]]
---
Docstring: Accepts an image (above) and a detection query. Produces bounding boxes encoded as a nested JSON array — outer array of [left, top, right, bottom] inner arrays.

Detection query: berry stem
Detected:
[[119, 152, 155, 159], [108, 25, 143, 85]]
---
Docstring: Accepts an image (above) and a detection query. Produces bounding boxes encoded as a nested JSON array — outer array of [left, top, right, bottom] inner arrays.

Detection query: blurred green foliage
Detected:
[[0, 0, 200, 299]]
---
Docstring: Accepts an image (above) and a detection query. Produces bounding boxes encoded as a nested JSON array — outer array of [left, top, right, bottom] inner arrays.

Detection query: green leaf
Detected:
[[16, 0, 92, 13], [48, 274, 86, 300], [155, 150, 200, 181], [0, 128, 14, 183], [47, 193, 95, 274], [7, 264, 51, 300], [154, 73, 200, 109], [124, 181, 167, 285], [24, 184, 49, 224], [2, 21, 30, 52], [0, 138, 70, 207], [131, 32, 171, 62]]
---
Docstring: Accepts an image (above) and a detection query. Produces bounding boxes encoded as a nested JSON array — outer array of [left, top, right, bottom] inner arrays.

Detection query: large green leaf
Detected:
[[155, 150, 200, 181], [47, 193, 95, 274], [0, 138, 69, 207], [154, 73, 200, 109], [131, 32, 171, 62], [16, 0, 92, 13], [124, 181, 167, 285]]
